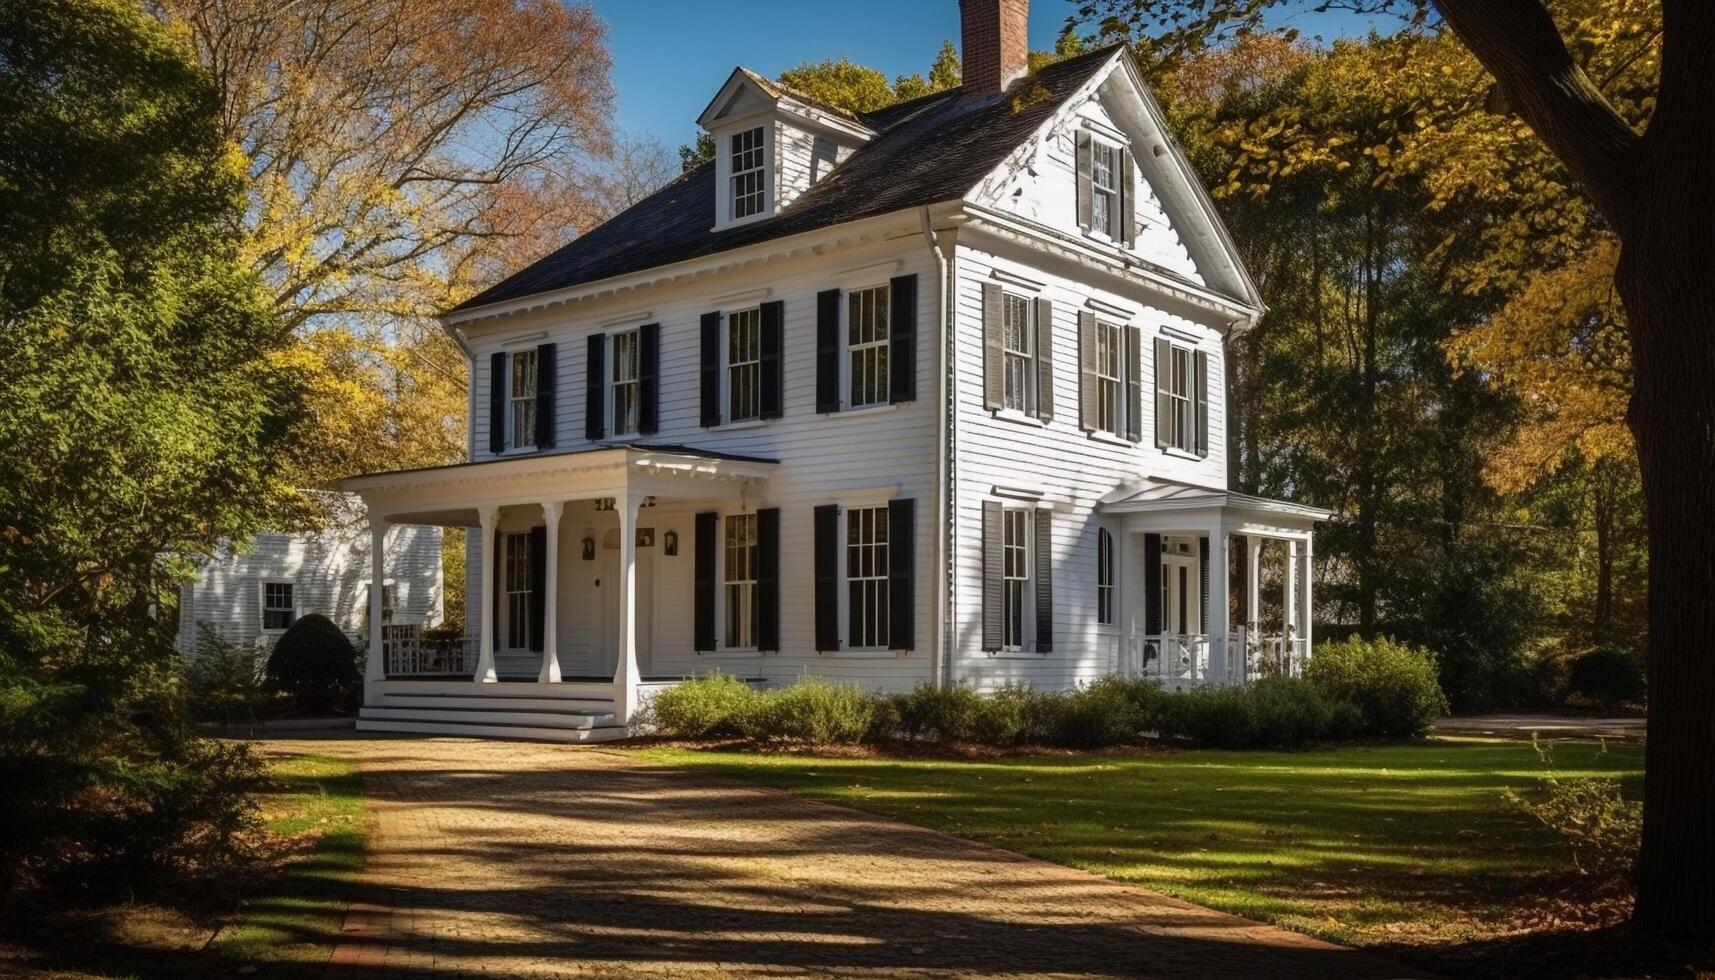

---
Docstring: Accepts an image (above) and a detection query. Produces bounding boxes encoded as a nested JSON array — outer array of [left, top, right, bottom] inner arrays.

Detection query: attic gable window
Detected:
[[1076, 131, 1133, 245], [1090, 141, 1119, 238], [730, 126, 766, 219]]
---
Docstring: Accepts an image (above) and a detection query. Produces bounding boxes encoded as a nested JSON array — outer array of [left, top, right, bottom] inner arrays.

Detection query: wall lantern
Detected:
[[663, 530, 679, 557], [581, 536, 596, 561]]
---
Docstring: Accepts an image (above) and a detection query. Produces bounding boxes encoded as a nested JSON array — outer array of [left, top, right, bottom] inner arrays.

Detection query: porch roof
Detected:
[[341, 444, 777, 526], [1099, 477, 1335, 524]]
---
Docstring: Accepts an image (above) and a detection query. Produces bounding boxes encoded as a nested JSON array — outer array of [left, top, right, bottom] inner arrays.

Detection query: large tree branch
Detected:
[[1432, 0, 1642, 230]]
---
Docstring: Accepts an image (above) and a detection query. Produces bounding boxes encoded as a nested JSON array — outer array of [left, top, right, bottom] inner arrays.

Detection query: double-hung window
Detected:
[[846, 506, 888, 648], [1002, 509, 1029, 650], [724, 514, 757, 648], [505, 532, 531, 649], [262, 582, 295, 632], [1001, 292, 1033, 414], [1165, 343, 1195, 452], [366, 581, 396, 627], [728, 307, 761, 423], [1094, 319, 1125, 436], [611, 329, 640, 437], [1090, 140, 1119, 239], [847, 285, 890, 409], [1097, 528, 1115, 626], [509, 348, 538, 450], [730, 126, 765, 220]]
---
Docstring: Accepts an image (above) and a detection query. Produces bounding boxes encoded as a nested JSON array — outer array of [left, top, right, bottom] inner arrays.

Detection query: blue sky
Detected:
[[593, 1, 1377, 153]]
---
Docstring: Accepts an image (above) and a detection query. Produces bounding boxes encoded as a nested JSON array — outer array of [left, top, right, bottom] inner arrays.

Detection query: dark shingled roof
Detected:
[[451, 47, 1121, 314]]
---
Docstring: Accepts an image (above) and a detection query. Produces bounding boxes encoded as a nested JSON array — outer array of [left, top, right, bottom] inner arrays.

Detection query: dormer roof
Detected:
[[696, 66, 877, 143]]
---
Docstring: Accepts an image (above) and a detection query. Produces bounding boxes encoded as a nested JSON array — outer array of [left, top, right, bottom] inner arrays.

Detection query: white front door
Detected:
[[1162, 553, 1201, 637]]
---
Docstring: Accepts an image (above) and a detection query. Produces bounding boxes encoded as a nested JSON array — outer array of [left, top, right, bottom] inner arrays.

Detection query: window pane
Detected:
[[845, 506, 889, 647], [847, 286, 890, 409]]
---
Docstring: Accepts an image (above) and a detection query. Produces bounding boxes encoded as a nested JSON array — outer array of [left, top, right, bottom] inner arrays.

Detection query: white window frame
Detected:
[[1001, 291, 1034, 414], [508, 348, 538, 450], [729, 125, 766, 221], [609, 328, 640, 438], [1165, 342, 1196, 453], [260, 579, 296, 634], [364, 579, 397, 628], [1096, 528, 1115, 627], [1088, 137, 1121, 241], [726, 307, 762, 423], [504, 532, 532, 650], [722, 512, 758, 651], [1094, 318, 1126, 437], [845, 284, 890, 410], [842, 505, 890, 651], [1001, 508, 1031, 652]]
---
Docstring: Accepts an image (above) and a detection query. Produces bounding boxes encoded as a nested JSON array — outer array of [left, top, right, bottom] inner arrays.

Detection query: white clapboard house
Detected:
[[344, 0, 1331, 741]]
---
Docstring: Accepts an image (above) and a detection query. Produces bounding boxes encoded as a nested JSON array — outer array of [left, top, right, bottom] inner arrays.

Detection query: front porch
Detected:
[[347, 444, 777, 740], [1102, 479, 1332, 689]]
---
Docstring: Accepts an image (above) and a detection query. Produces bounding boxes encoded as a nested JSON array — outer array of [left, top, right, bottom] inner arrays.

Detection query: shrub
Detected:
[[1028, 678, 1149, 748], [264, 613, 361, 713], [183, 623, 272, 725], [896, 684, 985, 741], [1307, 636, 1448, 738], [648, 671, 755, 738], [970, 684, 1035, 745], [740, 678, 874, 744], [1566, 646, 1646, 709], [1504, 739, 1640, 881]]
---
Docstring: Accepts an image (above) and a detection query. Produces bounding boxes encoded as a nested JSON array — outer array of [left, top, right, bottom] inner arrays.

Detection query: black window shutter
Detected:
[[816, 289, 841, 413], [1199, 536, 1211, 635], [639, 324, 659, 435], [814, 504, 839, 651], [982, 282, 1004, 410], [1154, 337, 1173, 448], [887, 498, 914, 650], [757, 507, 780, 651], [528, 525, 547, 652], [491, 528, 502, 643], [981, 499, 1003, 652], [489, 351, 506, 453], [760, 300, 784, 419], [1075, 131, 1093, 232], [1034, 296, 1054, 421], [1194, 348, 1210, 457], [535, 343, 557, 449], [584, 335, 605, 440], [700, 312, 721, 427], [888, 274, 917, 403], [694, 511, 717, 651], [1143, 533, 1162, 635], [1033, 509, 1053, 652], [1120, 148, 1137, 245], [1077, 311, 1098, 432], [1125, 325, 1143, 443]]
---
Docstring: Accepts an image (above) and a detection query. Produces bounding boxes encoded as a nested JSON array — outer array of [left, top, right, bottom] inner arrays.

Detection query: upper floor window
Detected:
[[611, 329, 640, 437], [1091, 142, 1119, 238], [847, 285, 890, 408], [1097, 528, 1115, 626], [1001, 292, 1034, 414], [1077, 132, 1130, 243], [724, 513, 757, 648], [846, 506, 889, 648], [728, 307, 761, 422], [262, 581, 295, 632], [1164, 343, 1194, 453], [1093, 319, 1125, 436], [730, 126, 765, 220], [509, 348, 538, 449]]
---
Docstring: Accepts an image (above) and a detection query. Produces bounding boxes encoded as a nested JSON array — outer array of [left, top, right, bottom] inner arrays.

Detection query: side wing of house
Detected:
[[951, 53, 1259, 691], [177, 524, 443, 655]]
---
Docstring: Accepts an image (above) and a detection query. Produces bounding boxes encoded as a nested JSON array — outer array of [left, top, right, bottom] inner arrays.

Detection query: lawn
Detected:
[[638, 737, 1642, 957]]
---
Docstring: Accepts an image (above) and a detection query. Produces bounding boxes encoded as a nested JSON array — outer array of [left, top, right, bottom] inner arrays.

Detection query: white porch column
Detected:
[[1245, 535, 1262, 633], [538, 501, 564, 683], [1300, 534, 1315, 657], [475, 505, 499, 683], [1205, 528, 1230, 683], [1283, 538, 1300, 638], [612, 491, 645, 724], [364, 516, 389, 698]]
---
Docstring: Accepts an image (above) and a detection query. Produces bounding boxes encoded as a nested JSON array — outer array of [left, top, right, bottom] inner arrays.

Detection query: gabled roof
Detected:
[[1100, 477, 1334, 522], [451, 47, 1123, 316]]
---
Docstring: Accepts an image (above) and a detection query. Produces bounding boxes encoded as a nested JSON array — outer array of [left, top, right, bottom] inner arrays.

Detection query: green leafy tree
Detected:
[[778, 57, 899, 113], [0, 0, 302, 905]]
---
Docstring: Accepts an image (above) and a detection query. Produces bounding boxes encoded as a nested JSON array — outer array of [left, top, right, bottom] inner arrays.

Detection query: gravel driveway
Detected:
[[262, 734, 1420, 979]]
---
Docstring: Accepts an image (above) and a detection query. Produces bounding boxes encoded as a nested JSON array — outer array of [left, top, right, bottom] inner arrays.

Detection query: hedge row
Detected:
[[648, 637, 1448, 749]]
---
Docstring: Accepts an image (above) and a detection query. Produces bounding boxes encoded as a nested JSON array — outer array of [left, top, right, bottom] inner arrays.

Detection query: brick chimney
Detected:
[[959, 0, 1029, 95]]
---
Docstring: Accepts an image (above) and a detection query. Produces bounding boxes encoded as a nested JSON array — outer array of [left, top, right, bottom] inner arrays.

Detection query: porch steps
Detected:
[[358, 684, 627, 742], [355, 717, 624, 743], [360, 706, 614, 729], [370, 694, 615, 713]]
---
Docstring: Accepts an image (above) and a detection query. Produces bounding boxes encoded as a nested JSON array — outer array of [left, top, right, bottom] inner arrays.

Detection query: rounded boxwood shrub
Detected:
[[264, 612, 360, 713], [896, 683, 984, 741], [739, 678, 874, 744], [1566, 646, 1646, 709], [1306, 636, 1449, 739], [648, 671, 756, 738]]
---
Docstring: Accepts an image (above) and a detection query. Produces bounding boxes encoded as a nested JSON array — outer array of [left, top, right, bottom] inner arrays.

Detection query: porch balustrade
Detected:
[[1123, 629, 1309, 686], [381, 623, 476, 677]]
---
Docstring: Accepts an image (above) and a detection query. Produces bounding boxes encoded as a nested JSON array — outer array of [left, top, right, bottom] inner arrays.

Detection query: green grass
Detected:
[[213, 753, 365, 967], [638, 738, 1642, 952]]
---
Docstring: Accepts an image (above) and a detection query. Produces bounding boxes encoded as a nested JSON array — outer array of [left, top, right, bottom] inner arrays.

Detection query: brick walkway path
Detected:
[[264, 735, 1419, 979]]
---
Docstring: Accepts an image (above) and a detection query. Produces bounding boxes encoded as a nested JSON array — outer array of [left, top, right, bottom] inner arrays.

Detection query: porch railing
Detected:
[[1123, 631, 1309, 685], [382, 624, 476, 677]]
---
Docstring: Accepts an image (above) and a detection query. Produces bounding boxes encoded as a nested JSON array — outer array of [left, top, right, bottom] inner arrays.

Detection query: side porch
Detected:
[[1102, 479, 1333, 688]]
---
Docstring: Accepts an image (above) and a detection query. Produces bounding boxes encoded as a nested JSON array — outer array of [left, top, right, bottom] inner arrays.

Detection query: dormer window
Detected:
[[730, 126, 766, 220]]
